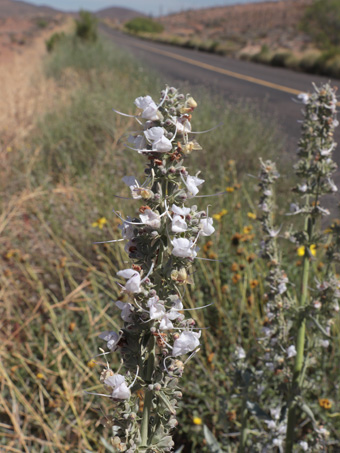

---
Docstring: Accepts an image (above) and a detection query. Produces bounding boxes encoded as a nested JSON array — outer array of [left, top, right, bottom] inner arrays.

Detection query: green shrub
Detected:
[[45, 31, 65, 53], [270, 51, 294, 67], [300, 0, 340, 48], [75, 10, 98, 42], [124, 17, 164, 34], [35, 17, 49, 29], [252, 45, 273, 64], [298, 51, 321, 73]]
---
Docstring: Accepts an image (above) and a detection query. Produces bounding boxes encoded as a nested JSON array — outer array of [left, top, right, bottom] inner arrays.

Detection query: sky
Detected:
[[20, 0, 271, 16]]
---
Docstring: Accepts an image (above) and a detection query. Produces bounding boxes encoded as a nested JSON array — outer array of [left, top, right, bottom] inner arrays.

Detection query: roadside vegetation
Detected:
[[1, 12, 339, 453], [119, 0, 340, 80]]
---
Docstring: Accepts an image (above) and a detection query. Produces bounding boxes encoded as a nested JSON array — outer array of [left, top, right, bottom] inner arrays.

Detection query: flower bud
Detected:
[[148, 384, 154, 390], [154, 383, 161, 391]]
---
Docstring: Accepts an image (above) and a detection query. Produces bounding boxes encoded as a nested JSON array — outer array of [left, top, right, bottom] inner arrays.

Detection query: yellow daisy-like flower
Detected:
[[297, 246, 305, 257], [247, 212, 257, 220], [193, 416, 202, 425], [87, 359, 97, 369], [319, 398, 332, 410], [243, 225, 253, 234], [36, 373, 45, 380], [92, 217, 107, 229], [213, 209, 228, 221], [226, 187, 234, 193], [297, 245, 316, 257]]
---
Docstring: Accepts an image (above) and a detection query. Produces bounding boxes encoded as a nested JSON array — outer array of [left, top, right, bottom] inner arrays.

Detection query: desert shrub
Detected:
[[75, 10, 98, 42], [298, 51, 321, 73], [252, 44, 273, 64], [45, 31, 65, 53], [300, 0, 340, 48], [324, 54, 340, 78], [35, 17, 49, 29], [270, 51, 294, 67], [124, 17, 164, 34]]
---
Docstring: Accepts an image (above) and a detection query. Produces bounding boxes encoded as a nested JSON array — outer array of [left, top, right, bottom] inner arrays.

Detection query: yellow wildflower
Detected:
[[213, 209, 228, 221], [193, 416, 202, 425], [92, 217, 107, 229], [87, 359, 97, 369], [310, 244, 316, 256], [250, 279, 259, 289], [226, 187, 234, 193], [243, 225, 253, 234], [297, 246, 305, 257], [297, 245, 316, 257], [36, 373, 45, 380], [319, 398, 332, 410], [247, 212, 257, 220]]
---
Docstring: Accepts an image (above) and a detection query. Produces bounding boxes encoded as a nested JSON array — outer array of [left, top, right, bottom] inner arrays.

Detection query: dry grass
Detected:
[[0, 19, 72, 150]]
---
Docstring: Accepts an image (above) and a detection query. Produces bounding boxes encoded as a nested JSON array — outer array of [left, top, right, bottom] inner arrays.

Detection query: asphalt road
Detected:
[[101, 25, 340, 198]]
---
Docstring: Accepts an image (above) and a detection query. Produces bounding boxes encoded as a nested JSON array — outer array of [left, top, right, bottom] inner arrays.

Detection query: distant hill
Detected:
[[95, 6, 146, 23], [0, 0, 61, 18], [159, 0, 312, 40]]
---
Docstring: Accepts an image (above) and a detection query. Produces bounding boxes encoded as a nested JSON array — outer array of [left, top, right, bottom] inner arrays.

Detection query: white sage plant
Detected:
[[231, 83, 340, 452], [89, 87, 216, 452]]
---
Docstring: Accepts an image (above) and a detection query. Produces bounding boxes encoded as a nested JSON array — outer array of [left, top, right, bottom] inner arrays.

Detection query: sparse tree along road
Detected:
[[101, 25, 340, 167]]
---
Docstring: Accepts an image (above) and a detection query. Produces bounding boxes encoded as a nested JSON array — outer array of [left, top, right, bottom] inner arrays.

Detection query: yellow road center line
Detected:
[[133, 40, 340, 106], [133, 40, 302, 95]]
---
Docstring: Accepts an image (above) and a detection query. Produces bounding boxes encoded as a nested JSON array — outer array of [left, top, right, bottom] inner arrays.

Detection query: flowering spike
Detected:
[[90, 86, 216, 451]]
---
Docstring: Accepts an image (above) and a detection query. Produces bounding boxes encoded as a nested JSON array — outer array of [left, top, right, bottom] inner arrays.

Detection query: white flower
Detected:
[[140, 208, 161, 229], [172, 215, 188, 233], [128, 134, 147, 150], [172, 237, 198, 259], [159, 304, 182, 330], [320, 339, 329, 348], [297, 93, 309, 104], [172, 331, 201, 356], [116, 301, 134, 322], [266, 420, 276, 430], [320, 144, 335, 157], [273, 438, 283, 448], [119, 217, 135, 240], [327, 178, 338, 193], [176, 117, 192, 134], [299, 441, 308, 451], [98, 331, 120, 350], [185, 175, 205, 198], [122, 176, 142, 199], [235, 346, 246, 359], [147, 296, 165, 320], [135, 95, 159, 121], [171, 204, 191, 233], [298, 183, 307, 193], [159, 313, 176, 330], [117, 269, 141, 293], [172, 204, 191, 217], [144, 127, 172, 153], [286, 345, 297, 358], [104, 374, 131, 400], [199, 217, 215, 236]]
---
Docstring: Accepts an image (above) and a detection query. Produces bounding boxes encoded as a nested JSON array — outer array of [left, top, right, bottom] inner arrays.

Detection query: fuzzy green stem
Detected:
[[140, 336, 155, 447], [238, 388, 248, 453], [285, 217, 312, 452]]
